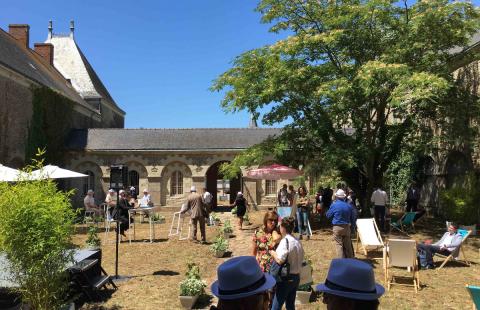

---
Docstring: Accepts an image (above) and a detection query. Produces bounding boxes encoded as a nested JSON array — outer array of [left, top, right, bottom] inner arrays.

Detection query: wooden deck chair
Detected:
[[384, 239, 420, 293], [356, 218, 384, 263], [435, 229, 471, 270], [390, 212, 417, 234], [466, 285, 480, 310]]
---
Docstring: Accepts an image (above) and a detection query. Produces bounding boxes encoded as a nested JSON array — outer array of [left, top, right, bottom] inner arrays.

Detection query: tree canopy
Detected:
[[212, 0, 480, 203]]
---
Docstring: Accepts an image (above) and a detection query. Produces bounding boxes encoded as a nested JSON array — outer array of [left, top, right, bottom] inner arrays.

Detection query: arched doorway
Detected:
[[445, 151, 470, 189], [206, 161, 241, 209]]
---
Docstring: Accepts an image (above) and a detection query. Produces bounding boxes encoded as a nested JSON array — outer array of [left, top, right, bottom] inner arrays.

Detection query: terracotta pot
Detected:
[[179, 295, 199, 309], [295, 290, 311, 304]]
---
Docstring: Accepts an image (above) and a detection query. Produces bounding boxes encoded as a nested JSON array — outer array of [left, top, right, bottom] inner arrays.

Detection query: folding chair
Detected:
[[435, 229, 471, 270], [466, 285, 480, 310], [168, 211, 191, 240], [384, 239, 420, 293], [390, 212, 417, 234], [356, 218, 384, 264]]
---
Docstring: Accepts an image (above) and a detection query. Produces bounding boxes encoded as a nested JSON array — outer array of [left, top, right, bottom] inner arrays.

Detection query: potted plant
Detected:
[[222, 220, 233, 238], [86, 225, 101, 250], [210, 235, 229, 258], [243, 213, 251, 226], [152, 213, 166, 224], [179, 262, 206, 309], [211, 213, 221, 226], [296, 258, 313, 304]]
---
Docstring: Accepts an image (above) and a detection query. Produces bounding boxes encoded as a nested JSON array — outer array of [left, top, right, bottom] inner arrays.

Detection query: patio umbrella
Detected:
[[245, 163, 302, 180], [29, 165, 88, 180], [0, 164, 22, 182]]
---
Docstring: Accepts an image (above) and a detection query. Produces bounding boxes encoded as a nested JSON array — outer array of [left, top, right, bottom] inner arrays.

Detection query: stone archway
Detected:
[[445, 151, 470, 189], [206, 161, 241, 209]]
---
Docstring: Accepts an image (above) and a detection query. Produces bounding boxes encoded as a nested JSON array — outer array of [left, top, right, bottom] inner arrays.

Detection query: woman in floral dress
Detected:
[[252, 211, 281, 272]]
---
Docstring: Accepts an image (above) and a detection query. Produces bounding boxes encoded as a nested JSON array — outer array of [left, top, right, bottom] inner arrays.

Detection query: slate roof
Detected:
[[0, 28, 89, 107], [67, 128, 281, 151], [46, 34, 125, 114]]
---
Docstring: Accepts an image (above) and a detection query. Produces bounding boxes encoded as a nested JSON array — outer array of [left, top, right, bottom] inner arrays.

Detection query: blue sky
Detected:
[[0, 1, 284, 128]]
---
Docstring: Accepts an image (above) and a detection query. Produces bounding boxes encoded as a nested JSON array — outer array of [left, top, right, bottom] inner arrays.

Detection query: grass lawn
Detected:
[[73, 209, 480, 310]]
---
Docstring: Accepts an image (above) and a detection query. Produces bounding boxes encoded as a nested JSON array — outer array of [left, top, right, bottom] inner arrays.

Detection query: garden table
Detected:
[[128, 206, 162, 243]]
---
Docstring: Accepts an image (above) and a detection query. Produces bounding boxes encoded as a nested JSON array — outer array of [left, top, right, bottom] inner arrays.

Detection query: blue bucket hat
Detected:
[[316, 258, 385, 301], [211, 256, 276, 300]]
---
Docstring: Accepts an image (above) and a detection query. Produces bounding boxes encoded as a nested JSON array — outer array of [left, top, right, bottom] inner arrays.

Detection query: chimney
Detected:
[[34, 43, 54, 66], [70, 20, 74, 38], [8, 24, 30, 48], [48, 20, 53, 40]]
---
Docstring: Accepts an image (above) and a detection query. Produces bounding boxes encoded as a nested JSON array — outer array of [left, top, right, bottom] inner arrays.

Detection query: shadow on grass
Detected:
[[152, 270, 180, 276], [122, 238, 169, 243]]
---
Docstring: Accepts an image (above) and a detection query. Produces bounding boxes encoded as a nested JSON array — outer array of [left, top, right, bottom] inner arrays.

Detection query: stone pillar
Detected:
[[147, 177, 161, 206]]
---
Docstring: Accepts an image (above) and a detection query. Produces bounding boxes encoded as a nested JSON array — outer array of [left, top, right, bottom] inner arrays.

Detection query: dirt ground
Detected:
[[73, 209, 480, 310]]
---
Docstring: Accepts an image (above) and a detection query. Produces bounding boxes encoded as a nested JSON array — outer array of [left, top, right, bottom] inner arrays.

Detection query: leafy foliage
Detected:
[[440, 173, 480, 225], [213, 0, 480, 204], [210, 236, 229, 253], [179, 262, 206, 296], [0, 151, 76, 310], [86, 226, 101, 248], [221, 219, 234, 234]]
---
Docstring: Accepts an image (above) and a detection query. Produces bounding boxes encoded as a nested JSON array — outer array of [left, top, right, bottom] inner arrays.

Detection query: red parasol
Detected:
[[245, 164, 302, 180]]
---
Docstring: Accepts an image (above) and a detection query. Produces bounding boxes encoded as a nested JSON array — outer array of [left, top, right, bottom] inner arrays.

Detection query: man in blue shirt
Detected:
[[326, 189, 356, 258]]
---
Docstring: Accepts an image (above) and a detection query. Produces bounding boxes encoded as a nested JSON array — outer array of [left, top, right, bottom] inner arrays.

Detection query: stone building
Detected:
[[0, 22, 124, 167]]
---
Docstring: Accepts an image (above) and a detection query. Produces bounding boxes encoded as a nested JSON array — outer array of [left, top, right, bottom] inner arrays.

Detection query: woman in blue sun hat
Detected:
[[316, 258, 385, 310]]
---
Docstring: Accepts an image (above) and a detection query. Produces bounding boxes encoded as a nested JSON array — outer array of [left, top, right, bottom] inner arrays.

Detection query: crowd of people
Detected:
[[80, 180, 470, 310]]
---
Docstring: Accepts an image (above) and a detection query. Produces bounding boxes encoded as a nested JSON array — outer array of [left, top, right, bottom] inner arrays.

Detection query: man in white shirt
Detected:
[[139, 189, 152, 208], [84, 189, 102, 216], [371, 187, 388, 232]]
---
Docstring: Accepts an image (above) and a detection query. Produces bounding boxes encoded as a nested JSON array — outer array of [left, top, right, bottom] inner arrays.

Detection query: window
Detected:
[[265, 180, 277, 196], [83, 171, 95, 195], [128, 170, 139, 192], [171, 171, 183, 196]]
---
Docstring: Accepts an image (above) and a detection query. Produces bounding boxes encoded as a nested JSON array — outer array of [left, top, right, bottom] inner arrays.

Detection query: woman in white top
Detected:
[[269, 216, 305, 310]]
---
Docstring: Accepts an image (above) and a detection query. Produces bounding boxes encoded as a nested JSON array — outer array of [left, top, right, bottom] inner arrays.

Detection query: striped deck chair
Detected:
[[435, 229, 471, 270], [390, 212, 417, 234], [466, 285, 480, 310]]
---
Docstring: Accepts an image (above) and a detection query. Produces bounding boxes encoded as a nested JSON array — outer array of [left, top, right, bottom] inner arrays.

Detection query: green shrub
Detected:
[[179, 262, 206, 296], [440, 173, 480, 225], [0, 159, 76, 310], [222, 220, 233, 234], [210, 236, 228, 253], [86, 226, 101, 248]]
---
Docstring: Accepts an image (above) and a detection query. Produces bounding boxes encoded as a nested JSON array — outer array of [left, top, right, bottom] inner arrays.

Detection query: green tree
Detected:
[[0, 152, 76, 310], [213, 0, 480, 204]]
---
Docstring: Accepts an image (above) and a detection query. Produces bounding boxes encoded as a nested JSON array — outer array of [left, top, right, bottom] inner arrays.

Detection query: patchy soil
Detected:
[[74, 209, 480, 310]]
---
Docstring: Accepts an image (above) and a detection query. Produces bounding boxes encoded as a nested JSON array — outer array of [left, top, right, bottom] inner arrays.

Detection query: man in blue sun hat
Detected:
[[316, 258, 385, 310], [211, 256, 276, 310]]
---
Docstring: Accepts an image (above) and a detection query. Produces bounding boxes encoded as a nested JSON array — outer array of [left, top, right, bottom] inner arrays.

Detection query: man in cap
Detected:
[[181, 186, 207, 243], [210, 256, 276, 310], [84, 189, 102, 217], [316, 258, 385, 309], [129, 186, 137, 199], [114, 189, 134, 237], [326, 189, 356, 258]]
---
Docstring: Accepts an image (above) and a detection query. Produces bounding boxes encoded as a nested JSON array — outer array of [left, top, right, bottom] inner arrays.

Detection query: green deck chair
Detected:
[[390, 212, 417, 234], [466, 285, 480, 310]]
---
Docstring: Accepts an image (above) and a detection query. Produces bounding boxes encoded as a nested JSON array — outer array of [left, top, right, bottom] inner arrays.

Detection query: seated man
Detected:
[[417, 223, 463, 269], [138, 189, 152, 208], [84, 189, 102, 217]]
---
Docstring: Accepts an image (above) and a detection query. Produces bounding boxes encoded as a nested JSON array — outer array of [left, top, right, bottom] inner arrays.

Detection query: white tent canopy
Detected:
[[0, 164, 22, 182], [29, 165, 88, 180]]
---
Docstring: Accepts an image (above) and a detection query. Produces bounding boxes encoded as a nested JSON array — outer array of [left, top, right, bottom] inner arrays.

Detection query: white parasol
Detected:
[[0, 164, 22, 182], [29, 165, 88, 180]]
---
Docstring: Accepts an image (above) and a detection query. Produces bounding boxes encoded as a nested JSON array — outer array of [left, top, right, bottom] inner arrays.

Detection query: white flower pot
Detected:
[[214, 250, 225, 258], [179, 295, 199, 309], [296, 290, 311, 304]]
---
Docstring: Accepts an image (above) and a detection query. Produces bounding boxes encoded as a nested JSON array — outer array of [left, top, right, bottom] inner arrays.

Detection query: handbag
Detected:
[[269, 238, 290, 282]]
